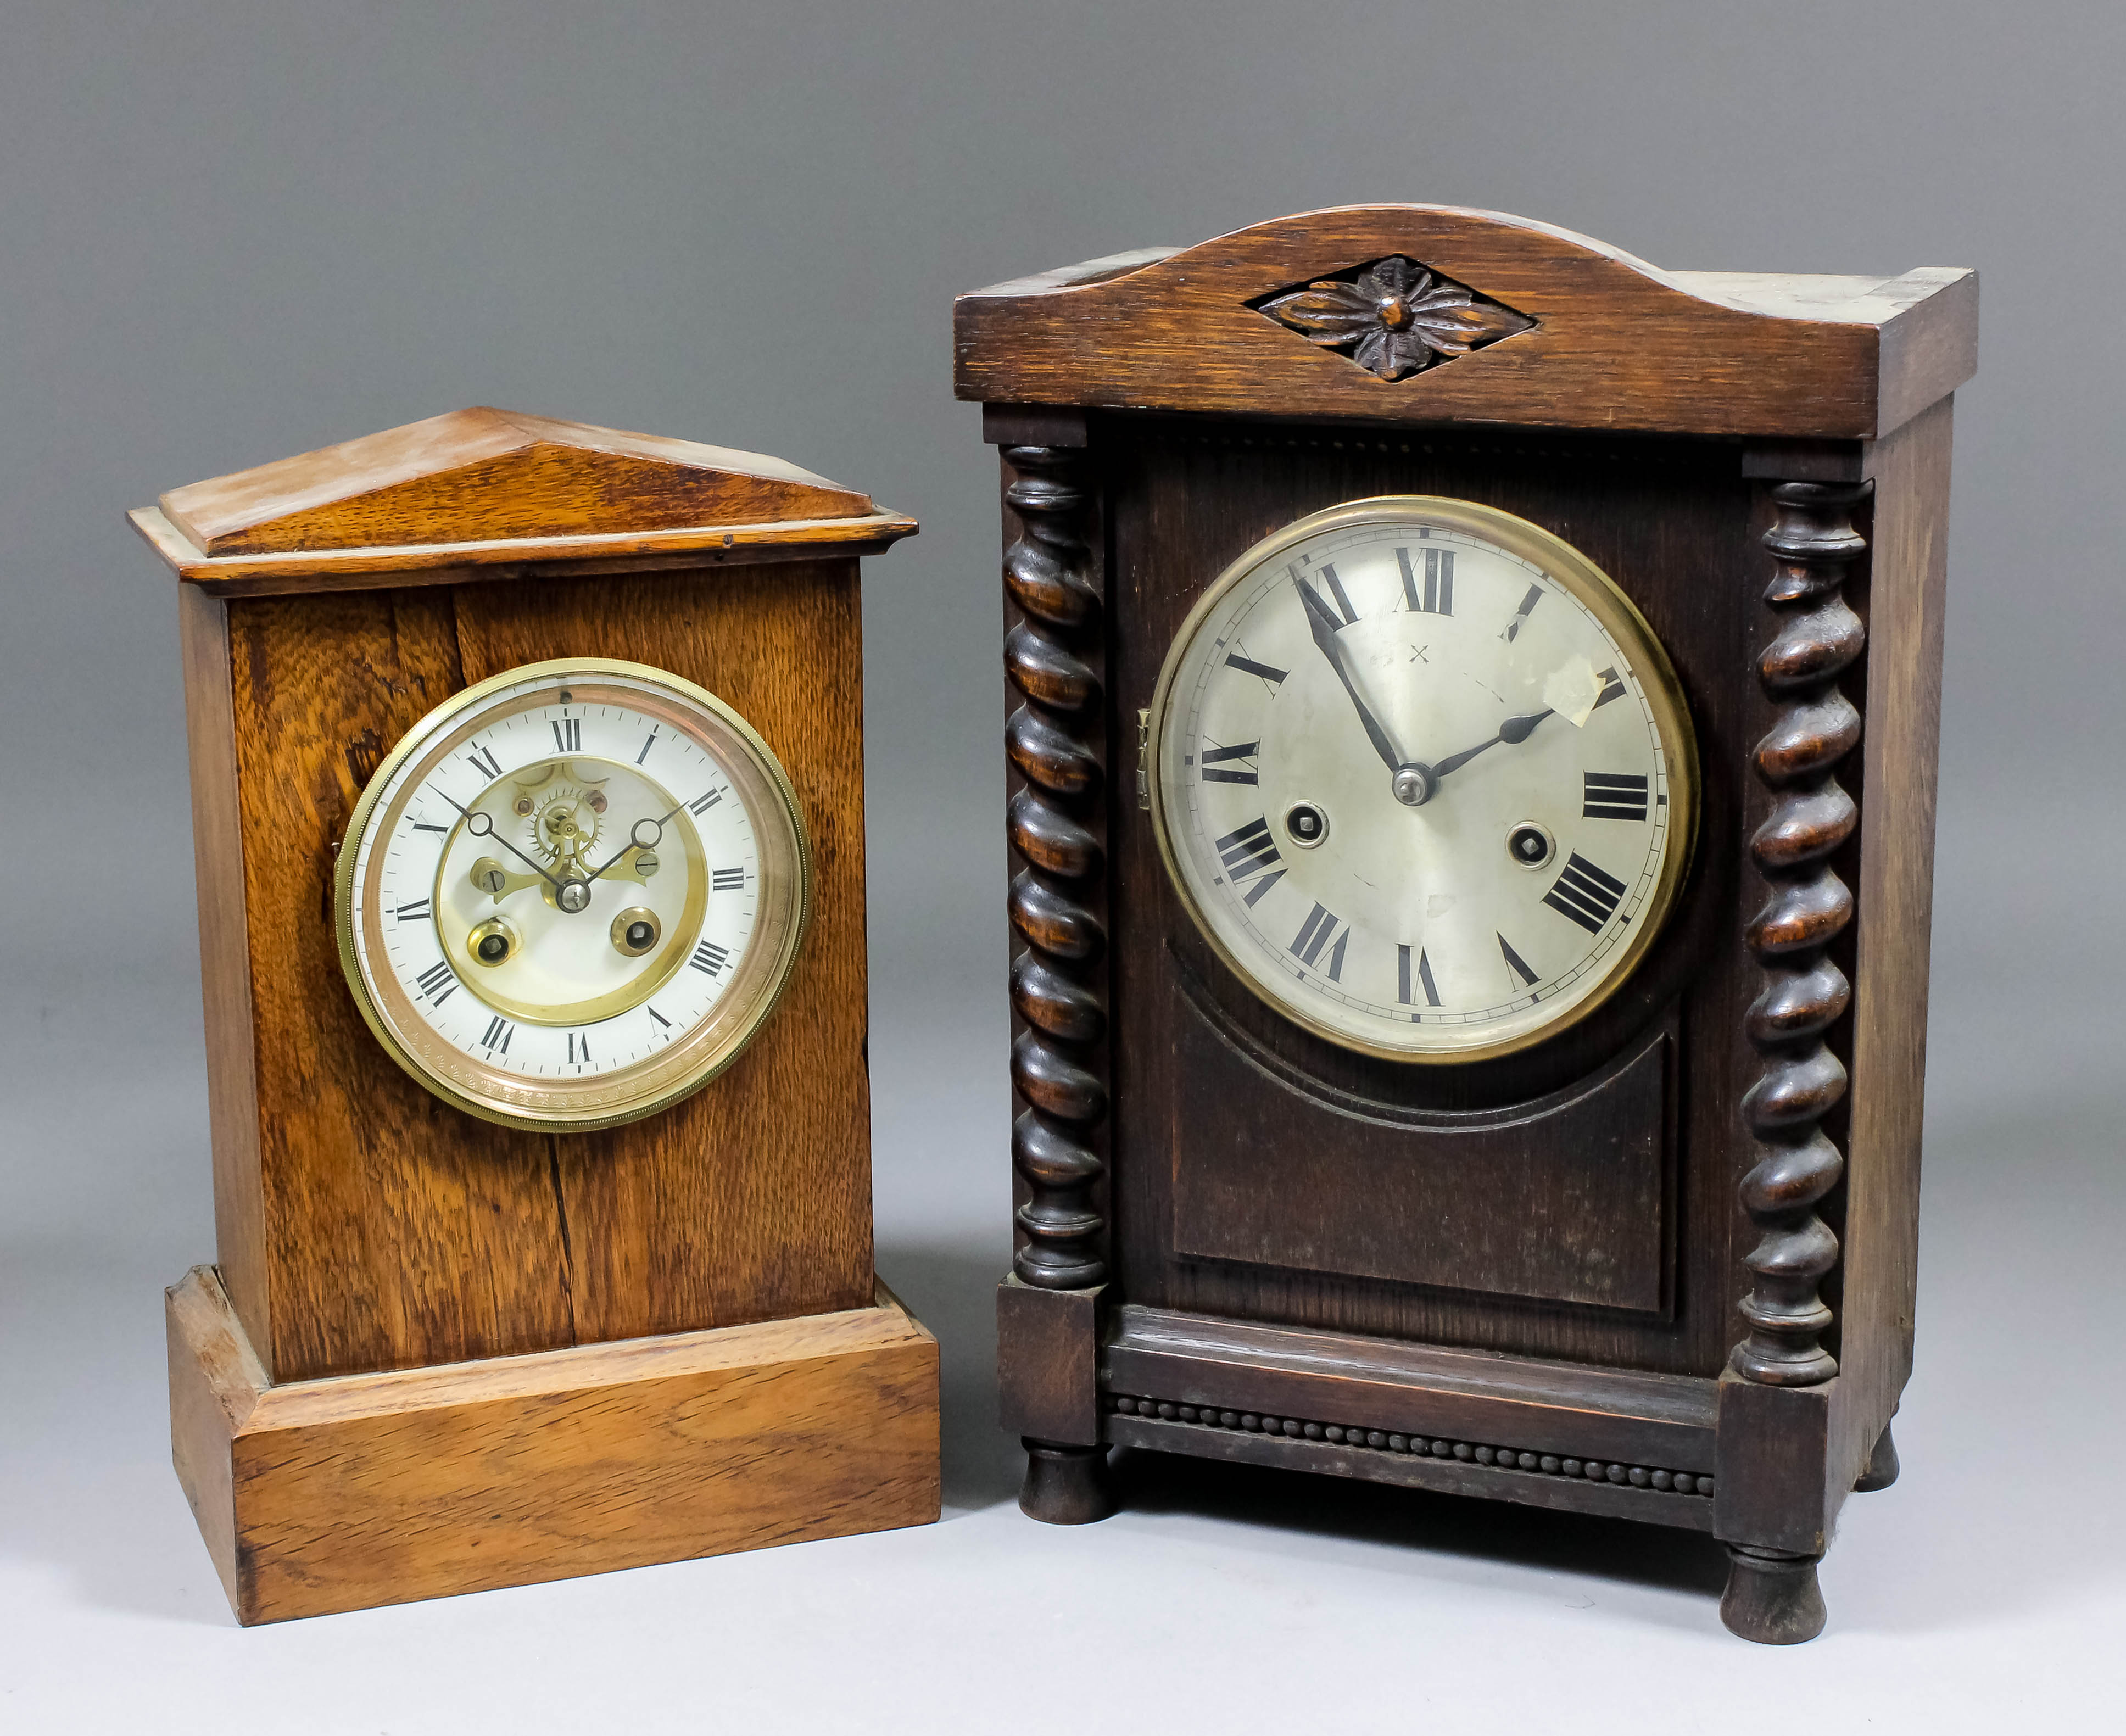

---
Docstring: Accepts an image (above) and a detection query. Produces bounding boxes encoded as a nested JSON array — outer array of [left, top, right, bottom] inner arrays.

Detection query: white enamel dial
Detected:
[[1148, 496, 1696, 1063], [335, 659, 811, 1129]]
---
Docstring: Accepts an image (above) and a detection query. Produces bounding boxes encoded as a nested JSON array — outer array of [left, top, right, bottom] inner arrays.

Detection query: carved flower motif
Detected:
[[1259, 256, 1534, 381]]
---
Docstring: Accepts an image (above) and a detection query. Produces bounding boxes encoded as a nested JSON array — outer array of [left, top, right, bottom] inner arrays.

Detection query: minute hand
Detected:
[[1293, 576, 1403, 774], [1430, 708, 1555, 782], [432, 790, 565, 890]]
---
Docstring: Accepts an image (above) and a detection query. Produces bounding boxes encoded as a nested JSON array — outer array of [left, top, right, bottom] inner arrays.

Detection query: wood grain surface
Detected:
[[1714, 1371, 1832, 1555], [168, 1266, 940, 1625], [1169, 972, 1675, 1312], [220, 559, 873, 1381], [966, 213, 1965, 1627], [1829, 396, 1954, 1506], [996, 1278, 1102, 1445], [954, 205, 1976, 440], [160, 407, 880, 554], [1103, 1303, 1718, 1473], [178, 584, 269, 1355], [1103, 419, 1753, 1375]]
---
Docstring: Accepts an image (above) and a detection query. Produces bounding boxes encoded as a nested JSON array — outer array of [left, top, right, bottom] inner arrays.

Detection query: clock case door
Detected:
[[1111, 421, 1736, 1353], [965, 206, 1973, 1590]]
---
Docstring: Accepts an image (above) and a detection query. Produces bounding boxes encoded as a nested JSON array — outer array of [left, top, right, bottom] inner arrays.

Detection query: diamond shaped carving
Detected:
[[1254, 256, 1535, 381]]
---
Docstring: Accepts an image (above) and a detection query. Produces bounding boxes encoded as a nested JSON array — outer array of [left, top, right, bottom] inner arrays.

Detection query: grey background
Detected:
[[2, 2, 2119, 1729]]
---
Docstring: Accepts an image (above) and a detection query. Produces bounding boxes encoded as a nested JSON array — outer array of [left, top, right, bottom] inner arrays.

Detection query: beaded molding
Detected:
[[1106, 1393, 1713, 1497]]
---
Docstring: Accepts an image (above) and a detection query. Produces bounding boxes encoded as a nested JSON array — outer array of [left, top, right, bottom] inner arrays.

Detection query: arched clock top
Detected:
[[955, 203, 1975, 441]]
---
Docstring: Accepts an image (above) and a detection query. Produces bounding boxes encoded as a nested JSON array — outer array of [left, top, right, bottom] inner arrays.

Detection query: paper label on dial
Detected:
[[1542, 657, 1606, 728]]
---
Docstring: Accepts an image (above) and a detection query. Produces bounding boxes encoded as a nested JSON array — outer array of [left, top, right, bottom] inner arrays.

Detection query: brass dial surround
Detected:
[[1146, 496, 1698, 1064], [334, 657, 812, 1131]]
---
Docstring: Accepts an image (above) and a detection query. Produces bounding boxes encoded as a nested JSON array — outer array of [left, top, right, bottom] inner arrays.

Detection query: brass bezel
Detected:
[[1145, 495, 1699, 1065], [333, 657, 813, 1132]]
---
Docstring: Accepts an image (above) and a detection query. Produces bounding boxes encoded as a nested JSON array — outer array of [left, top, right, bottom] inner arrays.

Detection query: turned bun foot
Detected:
[[1019, 1439, 1115, 1525], [1720, 1546, 1827, 1644], [1855, 1420, 1901, 1492]]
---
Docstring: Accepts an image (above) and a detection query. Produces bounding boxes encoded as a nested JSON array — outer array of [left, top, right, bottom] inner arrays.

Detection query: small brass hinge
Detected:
[[1136, 708, 1151, 810]]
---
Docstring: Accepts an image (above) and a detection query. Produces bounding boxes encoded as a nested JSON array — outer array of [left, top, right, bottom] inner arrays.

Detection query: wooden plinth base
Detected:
[[166, 1265, 940, 1625]]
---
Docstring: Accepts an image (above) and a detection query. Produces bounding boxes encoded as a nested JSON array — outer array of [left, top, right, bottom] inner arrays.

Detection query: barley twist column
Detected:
[[1001, 445, 1108, 1291], [1732, 481, 1868, 1386]]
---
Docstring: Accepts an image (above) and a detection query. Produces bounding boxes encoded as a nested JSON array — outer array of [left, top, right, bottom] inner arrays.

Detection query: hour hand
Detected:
[[585, 813, 674, 887], [595, 844, 662, 886], [1292, 574, 1404, 774], [1431, 708, 1555, 782]]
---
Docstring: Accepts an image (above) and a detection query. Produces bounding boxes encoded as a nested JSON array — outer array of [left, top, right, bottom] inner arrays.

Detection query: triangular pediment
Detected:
[[159, 408, 880, 556]]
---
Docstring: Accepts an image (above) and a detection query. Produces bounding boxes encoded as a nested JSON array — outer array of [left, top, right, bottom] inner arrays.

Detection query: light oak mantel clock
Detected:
[[135, 408, 935, 1623], [955, 206, 1976, 1643]]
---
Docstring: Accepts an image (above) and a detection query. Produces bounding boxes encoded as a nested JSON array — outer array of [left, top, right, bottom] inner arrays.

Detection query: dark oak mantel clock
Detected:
[[135, 408, 936, 1623], [956, 206, 1976, 1643]]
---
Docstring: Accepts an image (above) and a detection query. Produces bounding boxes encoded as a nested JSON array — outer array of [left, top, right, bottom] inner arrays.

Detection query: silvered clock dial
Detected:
[[1147, 496, 1697, 1062], [334, 657, 810, 1129]]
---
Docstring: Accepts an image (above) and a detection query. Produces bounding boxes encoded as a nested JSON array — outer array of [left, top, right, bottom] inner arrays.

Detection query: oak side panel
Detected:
[[448, 561, 874, 1344], [1832, 397, 1954, 1496], [179, 586, 269, 1351], [227, 588, 573, 1381], [1105, 417, 1755, 1374]]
